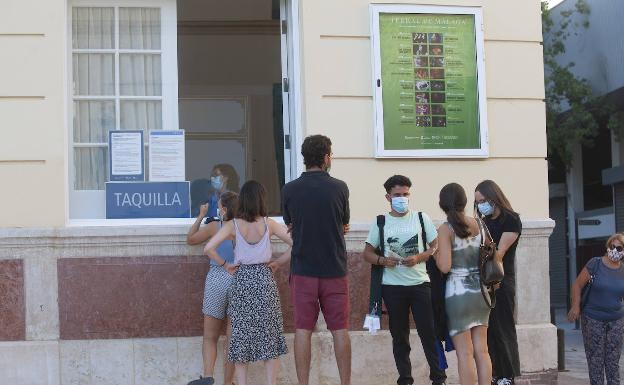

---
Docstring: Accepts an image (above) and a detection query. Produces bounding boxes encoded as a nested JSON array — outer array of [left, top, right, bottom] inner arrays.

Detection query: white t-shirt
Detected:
[[365, 210, 438, 286]]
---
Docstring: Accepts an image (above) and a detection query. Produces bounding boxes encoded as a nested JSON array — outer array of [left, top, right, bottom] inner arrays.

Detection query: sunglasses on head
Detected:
[[610, 245, 624, 252]]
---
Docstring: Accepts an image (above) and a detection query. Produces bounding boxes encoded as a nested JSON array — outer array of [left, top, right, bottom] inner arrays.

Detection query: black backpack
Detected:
[[419, 212, 449, 341], [368, 215, 385, 317]]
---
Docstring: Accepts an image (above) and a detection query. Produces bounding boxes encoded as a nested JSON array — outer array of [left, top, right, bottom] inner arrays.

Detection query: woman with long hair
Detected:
[[204, 180, 291, 385], [191, 163, 241, 219], [186, 191, 239, 385], [474, 180, 522, 385], [436, 183, 492, 385], [205, 164, 240, 217], [212, 163, 241, 193], [568, 233, 624, 385]]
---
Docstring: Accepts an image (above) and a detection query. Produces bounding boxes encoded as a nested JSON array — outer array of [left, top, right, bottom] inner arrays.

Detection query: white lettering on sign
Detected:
[[114, 192, 182, 209]]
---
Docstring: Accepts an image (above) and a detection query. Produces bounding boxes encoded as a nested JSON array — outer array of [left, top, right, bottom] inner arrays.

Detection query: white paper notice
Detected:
[[149, 130, 186, 182], [110, 131, 143, 177]]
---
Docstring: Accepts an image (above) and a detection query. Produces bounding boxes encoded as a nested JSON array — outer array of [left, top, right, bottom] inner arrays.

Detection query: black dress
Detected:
[[485, 211, 522, 379]]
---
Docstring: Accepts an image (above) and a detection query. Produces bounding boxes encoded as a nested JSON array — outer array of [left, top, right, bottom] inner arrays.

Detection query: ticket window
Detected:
[[68, 0, 293, 219]]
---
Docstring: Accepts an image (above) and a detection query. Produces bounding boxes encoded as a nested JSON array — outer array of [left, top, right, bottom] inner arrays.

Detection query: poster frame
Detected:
[[370, 4, 489, 158]]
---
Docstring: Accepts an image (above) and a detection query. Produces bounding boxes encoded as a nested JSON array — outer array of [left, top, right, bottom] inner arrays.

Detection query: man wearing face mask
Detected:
[[362, 175, 447, 385]]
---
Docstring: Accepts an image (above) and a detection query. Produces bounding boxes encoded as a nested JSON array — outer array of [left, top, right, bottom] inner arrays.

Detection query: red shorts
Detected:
[[289, 274, 350, 331]]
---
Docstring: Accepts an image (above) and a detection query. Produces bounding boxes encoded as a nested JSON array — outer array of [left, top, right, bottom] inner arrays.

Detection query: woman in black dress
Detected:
[[474, 180, 522, 385]]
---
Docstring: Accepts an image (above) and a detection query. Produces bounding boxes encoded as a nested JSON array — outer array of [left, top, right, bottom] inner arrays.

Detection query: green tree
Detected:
[[542, 0, 624, 169]]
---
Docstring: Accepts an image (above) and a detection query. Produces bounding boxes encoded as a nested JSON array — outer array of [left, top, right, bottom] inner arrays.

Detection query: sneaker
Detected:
[[496, 378, 514, 385], [187, 376, 215, 385]]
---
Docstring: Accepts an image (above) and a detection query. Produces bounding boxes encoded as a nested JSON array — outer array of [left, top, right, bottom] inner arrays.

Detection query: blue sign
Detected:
[[106, 182, 191, 219]]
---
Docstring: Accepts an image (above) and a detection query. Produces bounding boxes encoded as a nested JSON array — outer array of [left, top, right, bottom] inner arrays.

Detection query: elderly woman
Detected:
[[568, 233, 624, 385]]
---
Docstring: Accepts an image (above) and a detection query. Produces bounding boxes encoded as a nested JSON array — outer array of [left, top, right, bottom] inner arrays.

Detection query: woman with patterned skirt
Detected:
[[204, 180, 292, 385]]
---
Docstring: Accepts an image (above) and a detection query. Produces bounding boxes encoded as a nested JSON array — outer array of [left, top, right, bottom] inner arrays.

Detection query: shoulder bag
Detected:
[[476, 216, 504, 309], [580, 257, 600, 310]]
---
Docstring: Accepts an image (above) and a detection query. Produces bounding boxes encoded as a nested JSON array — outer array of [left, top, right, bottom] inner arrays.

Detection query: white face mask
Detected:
[[391, 197, 409, 214]]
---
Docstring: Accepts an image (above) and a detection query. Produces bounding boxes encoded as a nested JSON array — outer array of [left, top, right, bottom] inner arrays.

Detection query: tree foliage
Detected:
[[542, 0, 624, 169]]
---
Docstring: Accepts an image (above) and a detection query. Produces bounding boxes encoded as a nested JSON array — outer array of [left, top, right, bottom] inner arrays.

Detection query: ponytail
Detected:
[[446, 208, 470, 238], [439, 183, 470, 238]]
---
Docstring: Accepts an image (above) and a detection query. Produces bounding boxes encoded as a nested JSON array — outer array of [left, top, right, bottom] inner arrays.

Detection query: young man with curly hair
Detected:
[[281, 135, 351, 385]]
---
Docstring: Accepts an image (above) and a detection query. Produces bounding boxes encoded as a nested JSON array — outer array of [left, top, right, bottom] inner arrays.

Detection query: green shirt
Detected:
[[365, 210, 437, 286]]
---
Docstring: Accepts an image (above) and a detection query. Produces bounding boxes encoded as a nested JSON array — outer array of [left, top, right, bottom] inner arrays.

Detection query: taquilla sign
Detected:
[[105, 182, 191, 219]]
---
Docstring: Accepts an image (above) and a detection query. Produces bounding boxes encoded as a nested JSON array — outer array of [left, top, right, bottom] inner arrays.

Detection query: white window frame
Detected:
[[286, 0, 305, 177], [370, 4, 489, 158], [66, 0, 303, 226], [67, 0, 179, 220]]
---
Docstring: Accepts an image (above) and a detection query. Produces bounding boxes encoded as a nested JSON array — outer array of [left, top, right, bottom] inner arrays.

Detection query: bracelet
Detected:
[[377, 256, 382, 266], [220, 260, 227, 267]]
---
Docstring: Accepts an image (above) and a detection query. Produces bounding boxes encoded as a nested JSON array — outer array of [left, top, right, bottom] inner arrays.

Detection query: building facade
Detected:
[[0, 0, 554, 384], [546, 0, 624, 310]]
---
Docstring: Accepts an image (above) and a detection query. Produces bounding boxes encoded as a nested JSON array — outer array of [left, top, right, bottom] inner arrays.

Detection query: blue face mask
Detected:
[[391, 197, 409, 214], [478, 201, 494, 216], [211, 176, 223, 190]]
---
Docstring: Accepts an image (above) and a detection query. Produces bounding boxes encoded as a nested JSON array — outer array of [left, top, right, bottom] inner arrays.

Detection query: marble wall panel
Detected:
[[57, 253, 376, 339], [58, 256, 209, 340], [0, 259, 25, 340]]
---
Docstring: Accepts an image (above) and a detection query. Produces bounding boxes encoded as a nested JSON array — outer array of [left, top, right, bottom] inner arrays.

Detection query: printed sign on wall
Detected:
[[370, 5, 489, 157], [149, 130, 186, 182]]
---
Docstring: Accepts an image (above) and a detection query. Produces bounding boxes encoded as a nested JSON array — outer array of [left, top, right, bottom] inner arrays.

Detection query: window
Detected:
[[69, 1, 178, 218], [178, 0, 290, 217], [68, 0, 295, 221]]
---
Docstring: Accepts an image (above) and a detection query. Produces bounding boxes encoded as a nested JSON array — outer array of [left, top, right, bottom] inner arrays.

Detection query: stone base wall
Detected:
[[0, 220, 556, 384], [0, 326, 557, 385]]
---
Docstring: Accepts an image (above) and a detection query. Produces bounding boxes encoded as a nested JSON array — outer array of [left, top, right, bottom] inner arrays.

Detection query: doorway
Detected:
[[177, 0, 291, 215]]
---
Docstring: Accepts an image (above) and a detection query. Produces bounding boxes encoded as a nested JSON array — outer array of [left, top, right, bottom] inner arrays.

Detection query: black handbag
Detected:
[[580, 257, 600, 310], [476, 217, 504, 309]]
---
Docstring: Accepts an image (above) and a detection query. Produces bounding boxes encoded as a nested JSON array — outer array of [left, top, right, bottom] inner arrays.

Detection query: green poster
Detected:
[[379, 13, 480, 151]]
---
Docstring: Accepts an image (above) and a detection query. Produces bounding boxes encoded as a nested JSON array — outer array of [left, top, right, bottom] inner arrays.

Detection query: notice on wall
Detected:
[[109, 130, 144, 181], [149, 130, 186, 182], [371, 6, 488, 157]]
